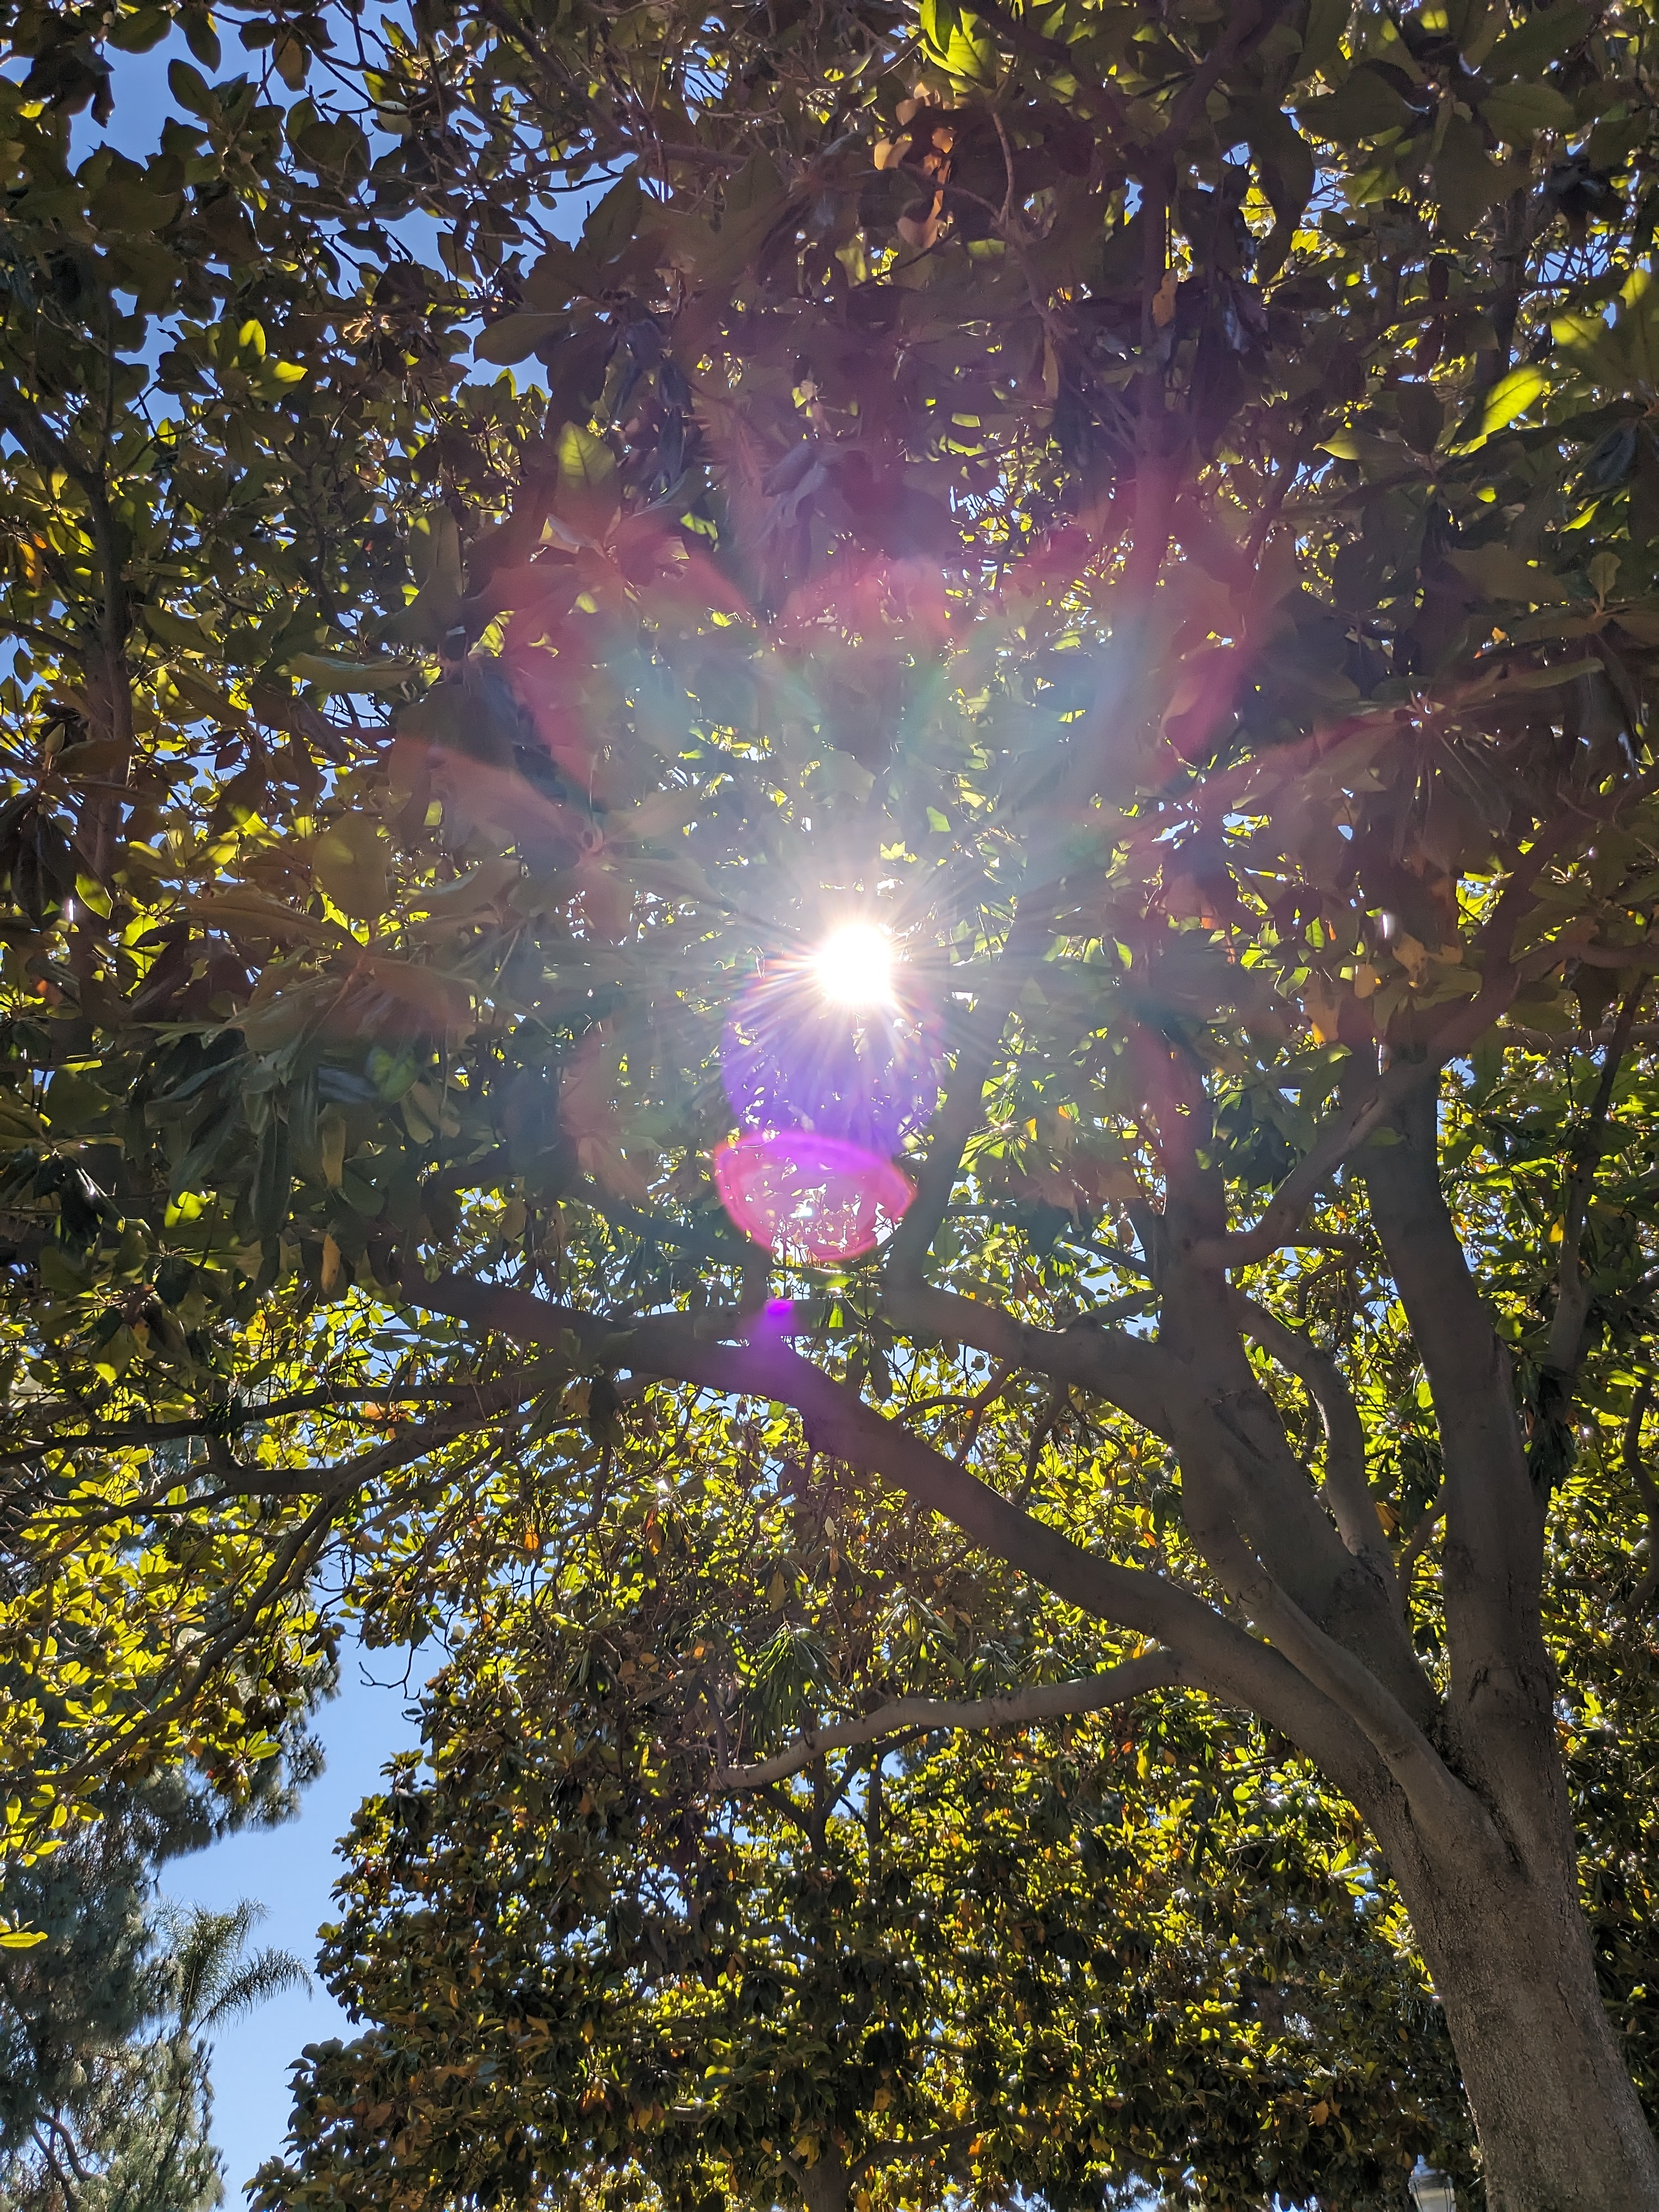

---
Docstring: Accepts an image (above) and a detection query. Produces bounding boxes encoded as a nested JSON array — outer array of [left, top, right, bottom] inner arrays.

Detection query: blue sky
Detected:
[[166, 1635, 440, 2196]]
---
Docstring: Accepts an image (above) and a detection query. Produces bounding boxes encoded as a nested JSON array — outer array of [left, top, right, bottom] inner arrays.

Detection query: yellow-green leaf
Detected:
[[288, 651, 425, 693]]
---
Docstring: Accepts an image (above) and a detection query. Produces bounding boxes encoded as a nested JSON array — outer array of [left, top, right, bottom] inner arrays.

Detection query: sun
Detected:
[[813, 921, 895, 1008]]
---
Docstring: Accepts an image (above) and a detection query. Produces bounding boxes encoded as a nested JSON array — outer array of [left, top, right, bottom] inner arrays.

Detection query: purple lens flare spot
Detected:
[[713, 1131, 915, 1266], [721, 959, 941, 1157]]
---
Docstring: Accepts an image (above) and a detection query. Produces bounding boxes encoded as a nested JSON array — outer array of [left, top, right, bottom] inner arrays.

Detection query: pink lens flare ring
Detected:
[[712, 1130, 915, 1266]]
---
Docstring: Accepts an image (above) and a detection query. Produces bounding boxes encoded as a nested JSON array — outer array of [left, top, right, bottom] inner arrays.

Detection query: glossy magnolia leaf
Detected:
[[1452, 362, 1547, 448], [1446, 545, 1573, 603], [553, 419, 618, 540], [475, 312, 563, 366], [1485, 0, 1592, 80], [1432, 114, 1520, 233], [1299, 64, 1418, 144], [1480, 80, 1577, 143], [312, 815, 389, 920], [286, 651, 426, 692]]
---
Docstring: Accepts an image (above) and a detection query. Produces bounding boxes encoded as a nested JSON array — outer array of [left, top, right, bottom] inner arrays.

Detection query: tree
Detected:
[[259, 1417, 1475, 2212], [5, 0, 1659, 2202], [1, 1771, 309, 2212]]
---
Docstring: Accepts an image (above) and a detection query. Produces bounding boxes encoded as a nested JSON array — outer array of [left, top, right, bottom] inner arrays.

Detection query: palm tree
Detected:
[[1, 1893, 307, 2212]]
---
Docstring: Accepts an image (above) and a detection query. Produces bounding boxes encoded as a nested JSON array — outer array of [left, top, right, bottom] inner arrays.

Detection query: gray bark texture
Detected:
[[1381, 1810, 1659, 2211]]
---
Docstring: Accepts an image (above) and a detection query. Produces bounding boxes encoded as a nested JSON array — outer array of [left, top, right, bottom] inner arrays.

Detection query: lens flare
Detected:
[[713, 928, 938, 1264], [813, 922, 894, 1008], [721, 958, 938, 1159], [713, 1132, 914, 1266]]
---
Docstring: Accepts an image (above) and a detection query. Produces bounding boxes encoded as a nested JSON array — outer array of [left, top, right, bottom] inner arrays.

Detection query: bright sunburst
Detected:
[[812, 921, 895, 1009]]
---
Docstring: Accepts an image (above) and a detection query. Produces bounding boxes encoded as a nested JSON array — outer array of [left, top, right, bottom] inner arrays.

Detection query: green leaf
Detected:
[[142, 605, 217, 653], [1445, 546, 1573, 603], [1318, 428, 1411, 467], [286, 652, 426, 693], [383, 512, 466, 649], [1227, 98, 1314, 274], [1295, 0, 1350, 82], [917, 0, 996, 84], [554, 420, 619, 540], [1484, 0, 1590, 82], [1479, 81, 1575, 143], [1432, 114, 1519, 234], [312, 814, 390, 921], [1451, 364, 1547, 451], [165, 56, 215, 116], [582, 171, 645, 267], [1299, 65, 1417, 144], [475, 314, 564, 367]]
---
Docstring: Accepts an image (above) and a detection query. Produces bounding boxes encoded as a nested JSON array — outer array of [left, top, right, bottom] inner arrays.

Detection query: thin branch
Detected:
[[28, 1392, 541, 1566], [846, 2126, 974, 2185], [1014, 1386, 1066, 1506], [951, 1361, 1014, 1465], [0, 1364, 569, 1469], [1230, 1292, 1389, 1575], [1504, 1020, 1659, 1050], [1625, 1381, 1659, 1607], [435, 1149, 746, 1255], [1542, 984, 1643, 1383], [715, 1654, 1181, 1787], [1397, 1493, 1446, 1605]]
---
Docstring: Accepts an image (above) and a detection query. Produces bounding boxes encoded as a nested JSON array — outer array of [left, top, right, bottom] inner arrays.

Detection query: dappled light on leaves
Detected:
[[4, 0, 1659, 2195]]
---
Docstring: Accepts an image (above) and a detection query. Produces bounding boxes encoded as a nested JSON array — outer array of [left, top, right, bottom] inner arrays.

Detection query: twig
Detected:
[[1396, 1493, 1446, 1606], [1624, 1381, 1659, 1606]]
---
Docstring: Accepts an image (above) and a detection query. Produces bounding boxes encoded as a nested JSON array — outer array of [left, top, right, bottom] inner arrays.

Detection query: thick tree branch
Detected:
[[405, 1265, 1459, 1813], [878, 1277, 1180, 1433], [714, 1653, 1182, 1787], [1358, 1086, 1567, 1858]]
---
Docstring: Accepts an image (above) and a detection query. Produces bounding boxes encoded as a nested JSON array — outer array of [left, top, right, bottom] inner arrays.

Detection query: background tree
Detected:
[[1, 1767, 309, 2212], [3, 0, 1659, 2204]]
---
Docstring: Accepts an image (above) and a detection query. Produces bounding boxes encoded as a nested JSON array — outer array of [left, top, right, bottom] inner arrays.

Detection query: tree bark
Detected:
[[794, 2150, 851, 2212], [1375, 1799, 1659, 2211]]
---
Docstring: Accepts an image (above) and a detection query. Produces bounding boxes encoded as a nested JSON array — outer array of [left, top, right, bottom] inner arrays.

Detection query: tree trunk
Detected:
[[1384, 1822, 1659, 2211], [795, 2150, 851, 2212]]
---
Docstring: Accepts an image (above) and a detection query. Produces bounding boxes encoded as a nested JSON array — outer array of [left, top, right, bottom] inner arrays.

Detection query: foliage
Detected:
[[258, 1422, 1474, 2212], [1, 1765, 310, 2212], [3, 0, 1659, 2196]]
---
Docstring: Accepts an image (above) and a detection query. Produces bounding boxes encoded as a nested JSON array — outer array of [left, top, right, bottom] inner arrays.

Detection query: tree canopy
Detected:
[[5, 0, 1659, 2201], [258, 1421, 1477, 2212]]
